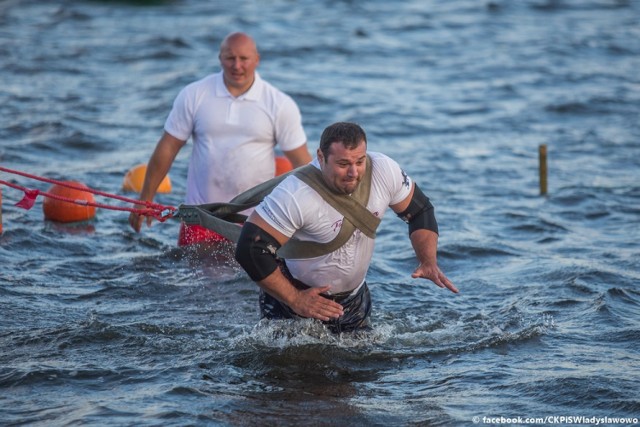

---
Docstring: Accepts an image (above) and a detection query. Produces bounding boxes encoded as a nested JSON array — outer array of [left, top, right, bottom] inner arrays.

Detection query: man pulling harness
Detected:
[[234, 122, 458, 333]]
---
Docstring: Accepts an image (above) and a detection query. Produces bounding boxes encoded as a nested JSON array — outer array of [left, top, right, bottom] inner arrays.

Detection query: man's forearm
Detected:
[[256, 268, 300, 307], [410, 228, 439, 267]]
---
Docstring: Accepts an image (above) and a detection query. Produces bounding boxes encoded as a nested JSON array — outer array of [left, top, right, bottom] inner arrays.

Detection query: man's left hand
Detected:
[[412, 263, 459, 293]]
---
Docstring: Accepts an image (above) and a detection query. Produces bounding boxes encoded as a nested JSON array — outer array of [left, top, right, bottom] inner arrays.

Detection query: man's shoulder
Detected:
[[368, 152, 405, 184], [253, 73, 297, 105], [274, 169, 322, 199], [368, 151, 397, 169], [254, 72, 282, 92]]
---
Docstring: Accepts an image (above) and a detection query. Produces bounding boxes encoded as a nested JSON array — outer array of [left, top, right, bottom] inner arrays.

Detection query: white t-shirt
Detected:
[[164, 71, 307, 205], [256, 151, 413, 294]]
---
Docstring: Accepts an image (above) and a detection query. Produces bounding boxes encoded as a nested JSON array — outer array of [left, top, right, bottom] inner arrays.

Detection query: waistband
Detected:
[[323, 281, 365, 301], [280, 262, 364, 303]]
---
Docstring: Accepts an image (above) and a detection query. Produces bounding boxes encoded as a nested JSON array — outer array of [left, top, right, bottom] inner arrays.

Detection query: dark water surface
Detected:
[[1, 0, 639, 426]]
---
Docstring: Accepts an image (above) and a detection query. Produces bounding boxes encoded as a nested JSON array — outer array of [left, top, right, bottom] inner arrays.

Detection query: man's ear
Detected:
[[316, 148, 323, 163]]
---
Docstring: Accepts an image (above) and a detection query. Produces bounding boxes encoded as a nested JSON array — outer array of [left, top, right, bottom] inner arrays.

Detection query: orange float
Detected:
[[43, 181, 96, 223], [122, 164, 171, 193], [275, 156, 293, 176]]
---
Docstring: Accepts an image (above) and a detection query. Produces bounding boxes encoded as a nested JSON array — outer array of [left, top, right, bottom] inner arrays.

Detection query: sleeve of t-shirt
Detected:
[[274, 95, 307, 152], [255, 178, 304, 238], [373, 153, 413, 206], [163, 86, 195, 142]]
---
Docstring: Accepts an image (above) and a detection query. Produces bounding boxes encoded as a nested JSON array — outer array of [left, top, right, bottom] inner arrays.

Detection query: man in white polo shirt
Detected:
[[129, 32, 311, 245]]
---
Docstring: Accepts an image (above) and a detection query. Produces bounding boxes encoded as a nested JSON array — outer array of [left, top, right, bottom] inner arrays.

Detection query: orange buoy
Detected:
[[43, 181, 96, 223], [122, 163, 171, 193], [275, 156, 293, 176]]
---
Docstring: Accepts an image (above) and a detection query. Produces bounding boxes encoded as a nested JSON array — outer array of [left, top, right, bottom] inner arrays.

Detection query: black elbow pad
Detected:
[[397, 183, 439, 235], [234, 222, 282, 282]]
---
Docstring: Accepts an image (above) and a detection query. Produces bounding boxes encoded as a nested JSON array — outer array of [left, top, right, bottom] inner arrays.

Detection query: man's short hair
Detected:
[[319, 122, 367, 160]]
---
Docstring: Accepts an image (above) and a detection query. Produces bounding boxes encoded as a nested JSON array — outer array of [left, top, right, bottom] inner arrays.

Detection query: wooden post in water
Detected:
[[539, 144, 548, 196]]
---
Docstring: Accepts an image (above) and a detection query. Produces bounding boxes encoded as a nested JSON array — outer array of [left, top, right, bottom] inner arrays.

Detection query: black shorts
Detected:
[[259, 264, 372, 334]]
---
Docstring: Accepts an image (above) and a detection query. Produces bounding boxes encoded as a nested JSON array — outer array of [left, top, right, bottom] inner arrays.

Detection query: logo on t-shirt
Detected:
[[401, 170, 410, 189]]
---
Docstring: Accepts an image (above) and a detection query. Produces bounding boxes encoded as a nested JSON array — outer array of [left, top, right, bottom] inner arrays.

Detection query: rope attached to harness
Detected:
[[0, 166, 177, 221]]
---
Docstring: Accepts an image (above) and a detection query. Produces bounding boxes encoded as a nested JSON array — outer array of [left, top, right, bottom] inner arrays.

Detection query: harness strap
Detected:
[[292, 156, 379, 239], [176, 156, 380, 259], [276, 156, 379, 258], [177, 170, 295, 242]]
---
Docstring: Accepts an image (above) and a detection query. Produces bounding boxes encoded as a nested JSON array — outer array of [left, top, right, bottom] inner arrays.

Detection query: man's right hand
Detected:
[[289, 286, 344, 321], [128, 210, 152, 233]]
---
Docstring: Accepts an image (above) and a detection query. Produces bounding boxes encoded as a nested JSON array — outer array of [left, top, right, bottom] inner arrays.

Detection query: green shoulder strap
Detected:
[[293, 156, 379, 239], [277, 155, 380, 258]]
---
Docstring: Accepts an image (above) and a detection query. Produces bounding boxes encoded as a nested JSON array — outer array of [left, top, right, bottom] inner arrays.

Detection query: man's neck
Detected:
[[224, 76, 255, 98]]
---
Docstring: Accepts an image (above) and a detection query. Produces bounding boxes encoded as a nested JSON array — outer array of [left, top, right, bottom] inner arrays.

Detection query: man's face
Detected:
[[318, 140, 367, 195], [219, 36, 260, 94]]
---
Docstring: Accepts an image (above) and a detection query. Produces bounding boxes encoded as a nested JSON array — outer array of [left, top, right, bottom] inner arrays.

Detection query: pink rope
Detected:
[[0, 167, 177, 221]]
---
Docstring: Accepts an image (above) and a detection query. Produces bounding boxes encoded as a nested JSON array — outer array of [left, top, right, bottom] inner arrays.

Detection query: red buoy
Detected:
[[43, 181, 96, 223]]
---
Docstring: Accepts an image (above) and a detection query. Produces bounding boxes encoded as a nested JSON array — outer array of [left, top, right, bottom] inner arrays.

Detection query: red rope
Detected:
[[0, 166, 177, 221]]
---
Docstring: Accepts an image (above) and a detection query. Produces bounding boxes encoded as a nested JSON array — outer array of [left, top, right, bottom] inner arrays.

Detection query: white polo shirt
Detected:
[[164, 71, 307, 204], [256, 152, 413, 294]]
